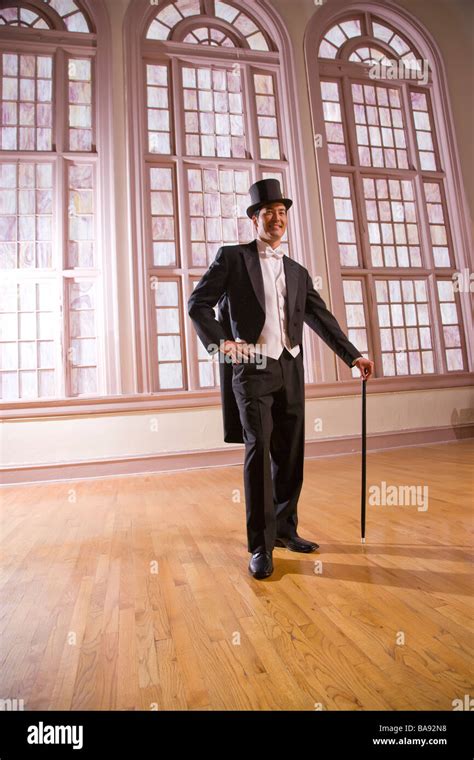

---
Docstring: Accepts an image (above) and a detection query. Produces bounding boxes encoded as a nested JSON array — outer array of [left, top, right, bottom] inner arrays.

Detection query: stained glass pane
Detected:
[[254, 74, 281, 160], [318, 20, 361, 58], [320, 80, 348, 165], [342, 279, 369, 376], [147, 65, 171, 154], [0, 2, 86, 31], [362, 177, 421, 267], [68, 280, 97, 395], [151, 278, 184, 389], [331, 175, 359, 266], [183, 26, 236, 47], [436, 279, 464, 371], [0, 280, 57, 399], [149, 166, 176, 266], [423, 181, 451, 267], [1, 53, 53, 151], [146, 0, 269, 50], [214, 3, 269, 50], [0, 162, 53, 269], [183, 65, 246, 158], [0, 6, 45, 29], [410, 89, 438, 171], [375, 279, 435, 375], [187, 166, 252, 266], [352, 84, 408, 169], [320, 18, 424, 75], [68, 58, 93, 151], [67, 163, 94, 267]]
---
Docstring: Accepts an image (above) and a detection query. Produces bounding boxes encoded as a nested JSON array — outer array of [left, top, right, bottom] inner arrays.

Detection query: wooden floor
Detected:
[[1, 440, 472, 711]]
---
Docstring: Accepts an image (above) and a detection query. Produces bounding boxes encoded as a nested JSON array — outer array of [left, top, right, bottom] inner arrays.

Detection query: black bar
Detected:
[[0, 709, 470, 757]]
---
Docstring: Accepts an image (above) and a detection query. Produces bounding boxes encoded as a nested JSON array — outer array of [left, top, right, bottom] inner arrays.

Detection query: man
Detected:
[[188, 179, 374, 580]]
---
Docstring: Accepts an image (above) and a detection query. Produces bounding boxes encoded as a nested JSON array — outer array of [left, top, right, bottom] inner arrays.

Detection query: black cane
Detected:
[[361, 377, 367, 544]]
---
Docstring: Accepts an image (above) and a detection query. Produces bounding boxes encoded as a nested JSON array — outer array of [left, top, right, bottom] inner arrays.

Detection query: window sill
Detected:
[[1, 373, 472, 420]]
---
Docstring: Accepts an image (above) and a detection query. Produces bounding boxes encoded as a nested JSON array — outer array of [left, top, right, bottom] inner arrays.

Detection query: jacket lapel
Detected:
[[283, 254, 299, 320], [242, 240, 265, 314], [242, 239, 299, 319]]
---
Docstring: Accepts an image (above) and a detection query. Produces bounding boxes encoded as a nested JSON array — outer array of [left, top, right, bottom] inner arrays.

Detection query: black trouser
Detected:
[[231, 347, 305, 553]]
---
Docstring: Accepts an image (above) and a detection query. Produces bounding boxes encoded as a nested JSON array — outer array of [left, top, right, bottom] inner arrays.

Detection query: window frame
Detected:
[[131, 0, 316, 395], [0, 0, 121, 409], [305, 2, 473, 385]]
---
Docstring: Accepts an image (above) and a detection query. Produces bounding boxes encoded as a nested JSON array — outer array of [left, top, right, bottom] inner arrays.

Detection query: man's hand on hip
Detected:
[[219, 340, 256, 364]]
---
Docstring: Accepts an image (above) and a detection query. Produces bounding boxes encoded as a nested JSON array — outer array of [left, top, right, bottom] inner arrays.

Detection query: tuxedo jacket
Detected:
[[187, 239, 362, 444]]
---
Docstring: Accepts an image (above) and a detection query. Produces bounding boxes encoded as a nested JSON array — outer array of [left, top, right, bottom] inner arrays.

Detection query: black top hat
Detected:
[[246, 178, 293, 219]]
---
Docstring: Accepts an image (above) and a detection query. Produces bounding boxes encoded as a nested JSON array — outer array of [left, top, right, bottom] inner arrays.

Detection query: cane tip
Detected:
[[361, 537, 366, 544]]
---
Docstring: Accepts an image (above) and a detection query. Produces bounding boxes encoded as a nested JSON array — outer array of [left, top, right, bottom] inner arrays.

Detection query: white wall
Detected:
[[2, 387, 473, 469]]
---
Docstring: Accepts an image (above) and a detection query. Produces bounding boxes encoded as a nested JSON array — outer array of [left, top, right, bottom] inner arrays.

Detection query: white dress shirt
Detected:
[[253, 236, 301, 361]]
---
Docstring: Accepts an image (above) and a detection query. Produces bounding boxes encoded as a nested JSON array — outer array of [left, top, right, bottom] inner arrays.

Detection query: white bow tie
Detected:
[[260, 246, 284, 259]]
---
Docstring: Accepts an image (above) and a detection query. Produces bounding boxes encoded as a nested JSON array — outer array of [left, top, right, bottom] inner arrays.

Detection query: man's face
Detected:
[[252, 202, 288, 246]]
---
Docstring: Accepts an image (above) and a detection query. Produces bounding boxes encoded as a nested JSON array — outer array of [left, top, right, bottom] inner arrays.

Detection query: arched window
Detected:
[[0, 0, 90, 32], [0, 0, 108, 401], [306, 5, 472, 381], [146, 0, 270, 50], [126, 0, 296, 392]]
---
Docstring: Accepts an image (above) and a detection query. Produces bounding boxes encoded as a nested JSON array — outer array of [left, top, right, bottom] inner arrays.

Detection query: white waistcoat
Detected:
[[253, 236, 301, 361]]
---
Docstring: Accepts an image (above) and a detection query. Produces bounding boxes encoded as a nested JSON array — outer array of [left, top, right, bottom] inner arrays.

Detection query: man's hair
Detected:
[[252, 203, 287, 221]]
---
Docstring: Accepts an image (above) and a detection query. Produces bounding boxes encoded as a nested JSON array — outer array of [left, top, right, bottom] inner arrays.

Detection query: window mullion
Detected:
[[178, 156, 200, 392], [54, 47, 68, 397], [172, 54, 200, 391], [340, 73, 358, 171], [400, 81, 420, 174], [363, 12, 372, 36], [365, 272, 382, 378], [341, 74, 370, 271], [54, 47, 67, 154], [241, 62, 258, 166], [427, 273, 448, 374], [414, 173, 435, 270], [170, 56, 183, 159]]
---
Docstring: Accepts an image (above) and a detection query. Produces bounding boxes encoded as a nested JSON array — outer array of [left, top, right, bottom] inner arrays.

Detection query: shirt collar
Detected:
[[256, 236, 284, 259]]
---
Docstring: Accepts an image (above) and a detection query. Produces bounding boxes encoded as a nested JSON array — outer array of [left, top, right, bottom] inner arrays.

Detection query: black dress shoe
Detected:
[[275, 535, 319, 553], [248, 551, 273, 579]]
